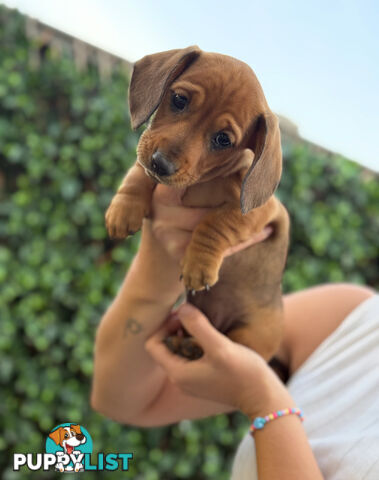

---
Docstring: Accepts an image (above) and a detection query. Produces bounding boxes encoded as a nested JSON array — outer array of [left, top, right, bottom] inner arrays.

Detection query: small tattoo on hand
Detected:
[[123, 318, 143, 338]]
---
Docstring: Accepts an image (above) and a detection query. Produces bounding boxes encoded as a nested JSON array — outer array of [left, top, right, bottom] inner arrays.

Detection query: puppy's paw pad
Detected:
[[163, 335, 203, 360], [179, 337, 203, 360], [163, 335, 182, 354]]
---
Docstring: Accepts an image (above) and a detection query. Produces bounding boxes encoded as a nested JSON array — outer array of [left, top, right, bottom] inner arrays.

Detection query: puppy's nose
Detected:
[[151, 151, 176, 177]]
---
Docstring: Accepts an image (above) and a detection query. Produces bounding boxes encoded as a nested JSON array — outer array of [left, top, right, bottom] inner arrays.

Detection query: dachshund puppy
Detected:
[[106, 46, 290, 362]]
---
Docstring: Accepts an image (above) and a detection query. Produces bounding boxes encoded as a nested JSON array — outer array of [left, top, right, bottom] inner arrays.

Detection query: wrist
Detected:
[[250, 407, 304, 435], [129, 250, 184, 307], [239, 360, 295, 420]]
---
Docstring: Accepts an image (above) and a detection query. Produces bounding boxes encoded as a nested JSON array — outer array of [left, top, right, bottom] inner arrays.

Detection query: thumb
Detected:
[[176, 303, 229, 352]]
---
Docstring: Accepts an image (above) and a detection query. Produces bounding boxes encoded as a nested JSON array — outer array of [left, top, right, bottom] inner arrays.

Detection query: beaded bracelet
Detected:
[[250, 407, 304, 435]]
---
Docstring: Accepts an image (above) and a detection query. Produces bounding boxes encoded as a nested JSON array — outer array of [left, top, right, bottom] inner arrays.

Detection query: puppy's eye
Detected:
[[171, 93, 188, 111], [212, 132, 232, 149], [64, 433, 68, 438]]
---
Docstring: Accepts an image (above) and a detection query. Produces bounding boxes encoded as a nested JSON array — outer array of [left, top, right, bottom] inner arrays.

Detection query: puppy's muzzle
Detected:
[[150, 151, 176, 177]]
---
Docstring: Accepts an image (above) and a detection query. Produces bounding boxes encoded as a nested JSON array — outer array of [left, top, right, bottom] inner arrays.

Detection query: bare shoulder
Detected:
[[281, 283, 376, 375]]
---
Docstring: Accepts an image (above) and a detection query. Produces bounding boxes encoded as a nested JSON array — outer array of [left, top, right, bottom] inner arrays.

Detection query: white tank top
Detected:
[[231, 294, 379, 480]]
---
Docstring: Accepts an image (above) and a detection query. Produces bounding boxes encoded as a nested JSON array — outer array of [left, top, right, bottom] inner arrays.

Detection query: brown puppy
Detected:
[[105, 46, 290, 362]]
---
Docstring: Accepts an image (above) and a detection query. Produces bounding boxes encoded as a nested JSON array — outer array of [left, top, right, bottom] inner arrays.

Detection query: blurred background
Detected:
[[0, 1, 378, 479]]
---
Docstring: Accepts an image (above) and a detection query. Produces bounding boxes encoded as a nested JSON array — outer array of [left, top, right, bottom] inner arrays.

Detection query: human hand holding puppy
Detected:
[[150, 184, 272, 263], [144, 185, 284, 419], [145, 302, 293, 421], [130, 183, 272, 308], [144, 300, 324, 480]]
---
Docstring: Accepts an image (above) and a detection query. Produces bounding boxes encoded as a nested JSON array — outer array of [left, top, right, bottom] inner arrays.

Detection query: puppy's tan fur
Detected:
[[106, 46, 289, 361]]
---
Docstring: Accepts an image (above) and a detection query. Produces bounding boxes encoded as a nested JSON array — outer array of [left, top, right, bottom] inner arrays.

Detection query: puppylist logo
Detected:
[[13, 423, 133, 473]]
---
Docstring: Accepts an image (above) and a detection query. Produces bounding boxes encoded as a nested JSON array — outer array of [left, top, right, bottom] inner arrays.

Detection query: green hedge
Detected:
[[0, 6, 377, 479]]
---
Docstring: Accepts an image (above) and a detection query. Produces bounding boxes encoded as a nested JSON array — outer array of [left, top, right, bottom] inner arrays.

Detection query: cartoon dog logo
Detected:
[[48, 424, 87, 472]]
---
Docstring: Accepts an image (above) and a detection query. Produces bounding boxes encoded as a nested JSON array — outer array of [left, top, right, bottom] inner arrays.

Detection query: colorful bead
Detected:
[[252, 417, 266, 430], [250, 407, 304, 435]]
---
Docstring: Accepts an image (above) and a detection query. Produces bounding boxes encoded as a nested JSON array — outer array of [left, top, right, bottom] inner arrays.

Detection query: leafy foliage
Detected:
[[280, 141, 378, 291], [0, 5, 377, 479]]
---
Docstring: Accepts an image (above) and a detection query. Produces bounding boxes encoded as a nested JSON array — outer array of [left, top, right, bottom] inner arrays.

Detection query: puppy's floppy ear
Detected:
[[71, 424, 81, 435], [240, 111, 282, 214], [129, 46, 201, 130], [49, 428, 62, 445]]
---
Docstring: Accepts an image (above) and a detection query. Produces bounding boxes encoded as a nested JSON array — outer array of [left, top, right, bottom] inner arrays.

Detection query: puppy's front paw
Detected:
[[105, 193, 148, 238], [180, 250, 221, 292], [164, 335, 203, 360]]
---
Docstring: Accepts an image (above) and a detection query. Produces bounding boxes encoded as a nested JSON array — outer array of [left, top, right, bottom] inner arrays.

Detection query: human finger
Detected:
[[224, 225, 273, 257], [174, 303, 229, 353]]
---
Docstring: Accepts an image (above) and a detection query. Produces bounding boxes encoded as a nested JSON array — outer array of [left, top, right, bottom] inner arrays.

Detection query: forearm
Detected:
[[243, 367, 323, 479], [254, 412, 323, 479], [91, 220, 184, 423]]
